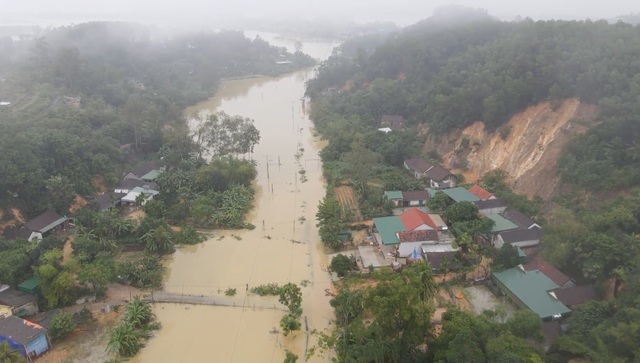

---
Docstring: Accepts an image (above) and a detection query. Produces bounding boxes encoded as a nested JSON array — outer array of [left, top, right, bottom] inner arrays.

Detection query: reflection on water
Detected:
[[132, 47, 336, 362]]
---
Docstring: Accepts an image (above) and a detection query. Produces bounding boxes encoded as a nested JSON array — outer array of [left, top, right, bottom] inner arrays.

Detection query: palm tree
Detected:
[[142, 227, 173, 254], [124, 296, 155, 328], [106, 321, 143, 358], [0, 341, 25, 363]]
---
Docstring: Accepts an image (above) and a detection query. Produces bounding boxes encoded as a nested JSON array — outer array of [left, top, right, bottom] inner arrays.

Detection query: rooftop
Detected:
[[486, 213, 518, 233], [140, 169, 162, 181], [398, 229, 439, 242], [492, 267, 571, 319], [553, 285, 598, 306], [404, 157, 432, 174], [425, 165, 452, 182], [0, 287, 36, 308], [23, 211, 67, 234], [401, 190, 430, 201], [502, 209, 538, 229], [500, 228, 543, 244], [2, 227, 33, 241], [467, 185, 494, 200], [373, 216, 406, 245], [18, 276, 40, 294], [130, 160, 160, 179], [0, 315, 46, 345], [522, 260, 572, 287], [384, 191, 403, 200], [442, 187, 480, 203], [399, 208, 437, 230], [473, 198, 508, 210]]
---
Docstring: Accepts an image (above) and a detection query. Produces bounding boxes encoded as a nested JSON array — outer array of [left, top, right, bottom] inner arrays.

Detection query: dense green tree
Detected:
[[492, 243, 520, 271], [316, 196, 344, 250], [329, 254, 358, 278], [194, 111, 260, 157], [49, 311, 76, 341]]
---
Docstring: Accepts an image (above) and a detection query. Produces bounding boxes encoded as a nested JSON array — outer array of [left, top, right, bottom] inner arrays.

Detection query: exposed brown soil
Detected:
[[422, 98, 599, 203], [0, 208, 25, 234]]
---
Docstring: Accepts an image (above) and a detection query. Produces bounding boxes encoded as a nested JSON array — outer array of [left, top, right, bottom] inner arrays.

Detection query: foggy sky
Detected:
[[1, 0, 639, 28]]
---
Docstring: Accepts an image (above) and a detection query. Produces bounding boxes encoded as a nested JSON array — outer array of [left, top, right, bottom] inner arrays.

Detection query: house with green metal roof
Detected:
[[442, 187, 480, 203], [486, 213, 518, 233], [492, 267, 571, 320], [372, 216, 406, 245], [17, 276, 40, 295], [383, 191, 403, 207]]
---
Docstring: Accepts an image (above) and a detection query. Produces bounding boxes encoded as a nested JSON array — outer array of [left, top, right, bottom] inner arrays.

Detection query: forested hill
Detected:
[[307, 8, 640, 192], [0, 22, 314, 217]]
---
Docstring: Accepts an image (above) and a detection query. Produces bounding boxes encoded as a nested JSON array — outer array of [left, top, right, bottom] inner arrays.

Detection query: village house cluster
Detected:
[[0, 160, 162, 361], [352, 137, 595, 334]]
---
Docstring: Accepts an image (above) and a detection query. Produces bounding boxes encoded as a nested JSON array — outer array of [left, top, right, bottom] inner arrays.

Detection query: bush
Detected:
[[251, 283, 281, 296], [50, 311, 76, 340], [330, 254, 358, 278]]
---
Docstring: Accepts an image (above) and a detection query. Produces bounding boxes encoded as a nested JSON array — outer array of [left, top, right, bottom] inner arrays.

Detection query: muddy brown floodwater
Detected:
[[130, 36, 340, 363]]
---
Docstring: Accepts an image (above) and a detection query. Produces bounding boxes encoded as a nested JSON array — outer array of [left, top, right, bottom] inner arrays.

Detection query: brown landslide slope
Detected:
[[422, 98, 598, 201]]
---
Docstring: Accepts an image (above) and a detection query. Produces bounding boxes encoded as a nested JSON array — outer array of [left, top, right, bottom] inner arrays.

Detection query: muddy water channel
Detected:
[[131, 39, 339, 362]]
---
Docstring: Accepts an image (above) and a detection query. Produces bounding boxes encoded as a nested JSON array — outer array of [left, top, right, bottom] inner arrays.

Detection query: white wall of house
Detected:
[[411, 224, 434, 231]]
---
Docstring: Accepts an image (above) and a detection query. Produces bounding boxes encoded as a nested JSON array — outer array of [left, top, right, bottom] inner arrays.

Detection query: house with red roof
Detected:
[[468, 185, 495, 201], [399, 208, 437, 231]]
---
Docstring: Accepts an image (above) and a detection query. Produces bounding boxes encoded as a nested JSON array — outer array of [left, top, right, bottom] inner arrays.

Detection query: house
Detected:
[[495, 228, 543, 249], [121, 186, 160, 206], [383, 191, 403, 207], [372, 216, 406, 245], [422, 244, 459, 271], [486, 213, 519, 234], [492, 266, 571, 320], [397, 230, 439, 257], [399, 208, 437, 231], [2, 227, 42, 242], [380, 115, 406, 131], [23, 211, 68, 236], [522, 260, 575, 289], [473, 199, 508, 216], [404, 157, 432, 179], [468, 185, 495, 201], [0, 286, 38, 317], [114, 179, 159, 194], [553, 285, 598, 308], [0, 315, 49, 359], [425, 165, 455, 189], [401, 190, 430, 207], [502, 209, 540, 229], [124, 160, 162, 181], [17, 277, 40, 296], [95, 192, 127, 212], [442, 187, 480, 203]]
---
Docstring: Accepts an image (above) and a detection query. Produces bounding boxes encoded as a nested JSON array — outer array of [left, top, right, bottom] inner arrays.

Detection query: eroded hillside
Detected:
[[423, 98, 598, 201]]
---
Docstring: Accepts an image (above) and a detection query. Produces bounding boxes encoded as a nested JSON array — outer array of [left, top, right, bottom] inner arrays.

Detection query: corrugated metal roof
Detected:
[[443, 187, 480, 203], [468, 185, 494, 200], [372, 216, 406, 245], [492, 267, 571, 319], [384, 191, 403, 200], [486, 213, 518, 233]]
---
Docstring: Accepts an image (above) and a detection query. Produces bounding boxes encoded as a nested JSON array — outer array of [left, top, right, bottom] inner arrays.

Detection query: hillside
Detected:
[[424, 98, 598, 201]]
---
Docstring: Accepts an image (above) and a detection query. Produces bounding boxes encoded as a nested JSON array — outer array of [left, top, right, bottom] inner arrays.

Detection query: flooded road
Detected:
[[131, 37, 339, 362]]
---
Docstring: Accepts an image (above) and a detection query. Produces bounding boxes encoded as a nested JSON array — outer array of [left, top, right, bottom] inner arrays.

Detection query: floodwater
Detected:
[[131, 37, 340, 362]]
